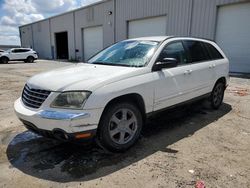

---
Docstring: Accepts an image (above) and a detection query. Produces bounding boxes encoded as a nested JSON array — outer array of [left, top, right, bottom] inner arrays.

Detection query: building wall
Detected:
[[19, 0, 249, 60], [190, 0, 248, 39], [74, 0, 115, 61], [115, 0, 192, 41], [50, 12, 75, 60], [0, 45, 20, 51], [20, 25, 33, 48], [32, 20, 51, 59], [115, 0, 248, 41]]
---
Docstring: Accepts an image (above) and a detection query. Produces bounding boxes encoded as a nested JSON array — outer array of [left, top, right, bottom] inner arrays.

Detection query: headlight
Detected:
[[50, 91, 91, 109]]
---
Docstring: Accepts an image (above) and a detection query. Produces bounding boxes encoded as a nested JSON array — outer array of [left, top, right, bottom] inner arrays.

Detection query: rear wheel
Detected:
[[26, 56, 34, 63], [98, 102, 143, 152], [210, 81, 225, 109], [1, 57, 9, 64]]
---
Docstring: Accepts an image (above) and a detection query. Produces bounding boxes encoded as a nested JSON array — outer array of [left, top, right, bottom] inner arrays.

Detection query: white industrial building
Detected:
[[19, 0, 250, 73]]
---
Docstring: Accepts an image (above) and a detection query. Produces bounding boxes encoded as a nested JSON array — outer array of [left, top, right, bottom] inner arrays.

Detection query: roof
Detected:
[[126, 36, 172, 42], [126, 36, 216, 43]]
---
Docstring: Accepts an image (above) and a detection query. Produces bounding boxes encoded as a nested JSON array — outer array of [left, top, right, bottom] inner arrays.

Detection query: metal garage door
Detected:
[[128, 16, 166, 39], [216, 3, 250, 73], [83, 26, 103, 61]]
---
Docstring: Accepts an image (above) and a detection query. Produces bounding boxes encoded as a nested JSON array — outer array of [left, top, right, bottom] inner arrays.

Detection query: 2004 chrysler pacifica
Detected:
[[14, 36, 229, 151]]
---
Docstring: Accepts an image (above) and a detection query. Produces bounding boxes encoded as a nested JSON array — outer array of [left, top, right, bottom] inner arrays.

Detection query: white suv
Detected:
[[14, 37, 229, 151], [0, 48, 38, 64]]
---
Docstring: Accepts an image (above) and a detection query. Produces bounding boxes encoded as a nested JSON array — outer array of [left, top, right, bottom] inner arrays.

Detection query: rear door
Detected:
[[21, 49, 30, 59], [182, 40, 215, 99]]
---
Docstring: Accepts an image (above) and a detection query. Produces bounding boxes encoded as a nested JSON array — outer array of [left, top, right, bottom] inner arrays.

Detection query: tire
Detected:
[[210, 81, 225, 109], [98, 102, 143, 152], [1, 57, 9, 64], [26, 56, 34, 63]]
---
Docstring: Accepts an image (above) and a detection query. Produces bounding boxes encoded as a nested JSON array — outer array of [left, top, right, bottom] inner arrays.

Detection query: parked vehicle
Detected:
[[14, 37, 229, 152], [0, 48, 38, 64], [0, 49, 4, 53]]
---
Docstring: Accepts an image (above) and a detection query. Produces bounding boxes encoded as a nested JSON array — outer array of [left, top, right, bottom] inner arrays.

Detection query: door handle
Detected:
[[184, 70, 192, 75], [209, 64, 216, 69]]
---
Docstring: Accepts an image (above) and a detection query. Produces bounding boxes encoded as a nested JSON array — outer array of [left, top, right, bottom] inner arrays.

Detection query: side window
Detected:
[[204, 43, 224, 60], [14, 49, 23, 53], [183, 41, 210, 63], [158, 42, 188, 65], [20, 49, 29, 53]]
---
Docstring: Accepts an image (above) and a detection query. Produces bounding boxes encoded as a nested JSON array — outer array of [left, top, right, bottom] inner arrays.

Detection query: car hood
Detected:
[[27, 63, 148, 91]]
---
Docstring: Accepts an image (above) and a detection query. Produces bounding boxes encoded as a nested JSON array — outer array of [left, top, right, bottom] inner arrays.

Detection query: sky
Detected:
[[0, 0, 101, 45]]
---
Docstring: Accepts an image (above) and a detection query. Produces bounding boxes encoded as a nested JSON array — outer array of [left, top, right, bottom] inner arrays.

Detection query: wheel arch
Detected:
[[99, 93, 147, 125], [0, 56, 10, 61], [215, 77, 227, 89], [27, 55, 35, 59]]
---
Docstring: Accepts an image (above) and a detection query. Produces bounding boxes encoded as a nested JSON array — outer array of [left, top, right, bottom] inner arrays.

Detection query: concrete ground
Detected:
[[0, 60, 249, 188]]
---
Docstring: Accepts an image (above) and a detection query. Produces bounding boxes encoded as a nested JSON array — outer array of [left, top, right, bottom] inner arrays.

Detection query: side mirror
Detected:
[[153, 58, 178, 71]]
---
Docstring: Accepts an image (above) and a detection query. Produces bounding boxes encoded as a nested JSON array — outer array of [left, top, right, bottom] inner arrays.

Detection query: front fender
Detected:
[[84, 72, 155, 114]]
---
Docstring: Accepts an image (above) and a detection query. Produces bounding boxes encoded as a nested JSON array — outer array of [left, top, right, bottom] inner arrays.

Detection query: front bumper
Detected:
[[20, 119, 96, 141], [14, 98, 103, 140]]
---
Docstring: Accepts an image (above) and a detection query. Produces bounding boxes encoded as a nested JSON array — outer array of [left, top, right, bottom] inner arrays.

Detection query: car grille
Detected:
[[22, 84, 51, 109]]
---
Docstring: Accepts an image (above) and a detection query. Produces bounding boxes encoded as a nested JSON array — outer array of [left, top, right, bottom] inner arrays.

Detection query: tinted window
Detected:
[[158, 42, 188, 64], [204, 43, 224, 60], [20, 49, 29, 53], [12, 49, 20, 53], [183, 41, 210, 63], [12, 49, 30, 53]]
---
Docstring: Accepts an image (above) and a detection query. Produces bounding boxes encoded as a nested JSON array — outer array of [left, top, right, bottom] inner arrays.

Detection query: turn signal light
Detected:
[[75, 133, 92, 139]]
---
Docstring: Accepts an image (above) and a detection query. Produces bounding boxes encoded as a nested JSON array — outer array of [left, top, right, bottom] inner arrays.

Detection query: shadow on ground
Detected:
[[6, 102, 232, 182]]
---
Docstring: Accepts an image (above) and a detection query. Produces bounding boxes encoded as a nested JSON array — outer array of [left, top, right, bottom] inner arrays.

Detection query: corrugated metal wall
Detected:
[[32, 20, 51, 59], [50, 12, 75, 59], [74, 0, 115, 61], [115, 0, 248, 41], [115, 0, 192, 41], [19, 0, 249, 60], [20, 25, 33, 48], [190, 0, 248, 39]]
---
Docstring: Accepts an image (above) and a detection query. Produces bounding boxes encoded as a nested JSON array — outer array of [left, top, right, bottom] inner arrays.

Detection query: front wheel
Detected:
[[98, 102, 143, 152], [1, 57, 9, 64], [210, 81, 225, 109]]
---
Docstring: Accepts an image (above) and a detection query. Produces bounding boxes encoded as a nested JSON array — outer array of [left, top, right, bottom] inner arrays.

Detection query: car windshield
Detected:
[[4, 49, 10, 52], [88, 40, 159, 67]]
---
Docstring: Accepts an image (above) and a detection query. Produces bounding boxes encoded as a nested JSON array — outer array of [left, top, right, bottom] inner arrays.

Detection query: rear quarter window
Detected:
[[20, 49, 30, 53], [204, 43, 224, 60], [183, 40, 210, 63]]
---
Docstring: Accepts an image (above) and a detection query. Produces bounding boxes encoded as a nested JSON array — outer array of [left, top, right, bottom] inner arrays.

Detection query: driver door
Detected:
[[153, 41, 193, 111], [9, 49, 20, 60]]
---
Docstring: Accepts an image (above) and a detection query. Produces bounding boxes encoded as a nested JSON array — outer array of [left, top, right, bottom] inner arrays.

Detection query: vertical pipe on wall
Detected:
[[73, 11, 77, 61], [31, 25, 35, 49], [113, 0, 116, 42], [188, 0, 194, 36], [19, 28, 22, 47], [49, 19, 53, 59]]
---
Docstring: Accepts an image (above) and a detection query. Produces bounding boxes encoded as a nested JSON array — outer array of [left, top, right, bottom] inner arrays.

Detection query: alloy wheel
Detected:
[[108, 108, 138, 145]]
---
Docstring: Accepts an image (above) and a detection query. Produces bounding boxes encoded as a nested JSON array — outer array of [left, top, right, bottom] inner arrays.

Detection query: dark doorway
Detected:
[[55, 32, 69, 59]]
